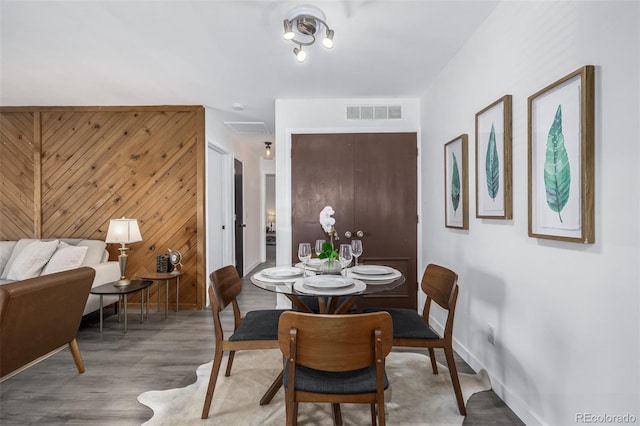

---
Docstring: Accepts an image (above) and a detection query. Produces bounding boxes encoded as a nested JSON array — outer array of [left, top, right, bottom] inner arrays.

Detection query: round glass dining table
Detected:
[[250, 265, 405, 314]]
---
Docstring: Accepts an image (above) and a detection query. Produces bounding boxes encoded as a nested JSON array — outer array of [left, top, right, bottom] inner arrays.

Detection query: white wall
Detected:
[[205, 107, 263, 276], [420, 2, 639, 425]]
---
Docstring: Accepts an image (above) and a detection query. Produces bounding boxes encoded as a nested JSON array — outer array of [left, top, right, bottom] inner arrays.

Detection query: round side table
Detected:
[[138, 271, 184, 318]]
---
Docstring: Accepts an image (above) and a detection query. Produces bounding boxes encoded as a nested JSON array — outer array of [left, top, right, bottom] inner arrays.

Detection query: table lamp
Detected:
[[105, 217, 143, 286]]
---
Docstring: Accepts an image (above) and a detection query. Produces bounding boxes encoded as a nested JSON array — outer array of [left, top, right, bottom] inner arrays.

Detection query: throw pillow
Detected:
[[77, 240, 107, 265], [6, 239, 59, 280], [41, 242, 88, 275]]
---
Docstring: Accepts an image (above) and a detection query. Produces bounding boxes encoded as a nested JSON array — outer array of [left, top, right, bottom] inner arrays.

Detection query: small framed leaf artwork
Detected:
[[528, 65, 595, 243], [444, 134, 468, 229], [475, 95, 512, 219]]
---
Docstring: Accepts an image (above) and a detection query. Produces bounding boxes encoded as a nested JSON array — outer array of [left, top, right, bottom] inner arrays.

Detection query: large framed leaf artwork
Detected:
[[475, 95, 512, 219], [444, 134, 468, 230], [528, 65, 595, 243]]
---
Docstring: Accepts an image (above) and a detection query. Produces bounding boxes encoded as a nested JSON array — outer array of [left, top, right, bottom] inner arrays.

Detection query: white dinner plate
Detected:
[[307, 258, 326, 267], [352, 265, 395, 275], [303, 275, 354, 289], [294, 279, 367, 296], [253, 272, 314, 284], [260, 266, 304, 279], [347, 267, 401, 283]]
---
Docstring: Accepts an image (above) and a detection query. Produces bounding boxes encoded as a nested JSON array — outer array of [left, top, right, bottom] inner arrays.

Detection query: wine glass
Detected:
[[298, 242, 311, 276], [338, 244, 353, 275], [315, 239, 325, 257], [351, 239, 363, 267]]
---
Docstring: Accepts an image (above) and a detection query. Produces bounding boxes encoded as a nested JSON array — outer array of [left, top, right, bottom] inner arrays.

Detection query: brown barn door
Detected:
[[291, 133, 417, 310]]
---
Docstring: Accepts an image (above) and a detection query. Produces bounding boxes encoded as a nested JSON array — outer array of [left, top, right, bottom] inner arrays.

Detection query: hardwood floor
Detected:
[[0, 246, 523, 425]]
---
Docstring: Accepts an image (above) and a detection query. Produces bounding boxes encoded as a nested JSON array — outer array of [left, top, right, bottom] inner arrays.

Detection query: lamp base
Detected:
[[113, 279, 131, 287]]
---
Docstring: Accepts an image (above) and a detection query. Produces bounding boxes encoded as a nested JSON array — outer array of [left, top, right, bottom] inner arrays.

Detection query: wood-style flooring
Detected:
[[0, 246, 523, 425]]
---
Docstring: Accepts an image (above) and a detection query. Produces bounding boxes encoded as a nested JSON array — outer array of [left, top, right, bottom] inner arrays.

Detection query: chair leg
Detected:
[[444, 345, 466, 416], [68, 338, 85, 374], [377, 392, 386, 426], [201, 348, 224, 419], [331, 403, 343, 425], [260, 369, 283, 405], [428, 348, 438, 374], [292, 401, 299, 426], [370, 404, 377, 426], [225, 350, 236, 376]]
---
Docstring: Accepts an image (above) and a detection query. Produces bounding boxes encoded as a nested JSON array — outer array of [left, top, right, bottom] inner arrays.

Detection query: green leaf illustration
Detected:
[[544, 104, 571, 223], [451, 153, 460, 214], [485, 123, 500, 200]]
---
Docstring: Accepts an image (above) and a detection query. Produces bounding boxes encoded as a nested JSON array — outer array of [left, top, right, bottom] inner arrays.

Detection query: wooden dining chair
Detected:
[[201, 265, 287, 419], [365, 263, 466, 415], [278, 311, 393, 426]]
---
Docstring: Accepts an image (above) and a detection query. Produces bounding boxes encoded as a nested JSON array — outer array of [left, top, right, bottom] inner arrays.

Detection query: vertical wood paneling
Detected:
[[0, 106, 205, 310], [0, 112, 36, 239]]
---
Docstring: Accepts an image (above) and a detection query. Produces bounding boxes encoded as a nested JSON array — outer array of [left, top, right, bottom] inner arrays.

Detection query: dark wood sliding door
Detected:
[[291, 133, 418, 310]]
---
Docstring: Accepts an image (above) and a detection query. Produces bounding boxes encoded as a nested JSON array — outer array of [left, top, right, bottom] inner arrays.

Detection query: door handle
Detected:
[[345, 230, 364, 238]]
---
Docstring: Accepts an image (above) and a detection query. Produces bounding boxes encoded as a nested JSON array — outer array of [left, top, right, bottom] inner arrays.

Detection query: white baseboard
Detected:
[[429, 316, 545, 426]]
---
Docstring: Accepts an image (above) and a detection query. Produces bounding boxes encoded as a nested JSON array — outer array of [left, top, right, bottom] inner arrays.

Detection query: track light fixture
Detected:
[[282, 5, 334, 63]]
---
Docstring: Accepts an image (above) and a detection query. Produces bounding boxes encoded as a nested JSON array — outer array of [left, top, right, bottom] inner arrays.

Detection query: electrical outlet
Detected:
[[487, 323, 495, 345]]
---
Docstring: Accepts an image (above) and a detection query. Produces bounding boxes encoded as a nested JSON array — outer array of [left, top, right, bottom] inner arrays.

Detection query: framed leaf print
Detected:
[[444, 134, 468, 229], [475, 95, 512, 219], [528, 65, 595, 243]]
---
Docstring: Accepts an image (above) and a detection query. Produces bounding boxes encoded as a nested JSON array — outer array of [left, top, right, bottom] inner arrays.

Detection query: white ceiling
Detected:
[[0, 0, 499, 152]]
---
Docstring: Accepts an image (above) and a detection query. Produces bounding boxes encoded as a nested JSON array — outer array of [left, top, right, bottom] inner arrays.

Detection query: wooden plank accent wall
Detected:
[[0, 106, 206, 310], [0, 111, 37, 239]]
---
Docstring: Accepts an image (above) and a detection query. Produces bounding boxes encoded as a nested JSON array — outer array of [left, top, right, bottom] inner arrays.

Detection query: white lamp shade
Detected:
[[105, 218, 143, 244]]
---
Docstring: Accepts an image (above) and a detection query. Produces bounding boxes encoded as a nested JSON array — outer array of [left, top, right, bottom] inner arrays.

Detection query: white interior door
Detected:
[[206, 143, 231, 304]]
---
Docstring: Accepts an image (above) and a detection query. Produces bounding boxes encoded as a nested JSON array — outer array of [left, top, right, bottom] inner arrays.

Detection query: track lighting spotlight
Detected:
[[282, 5, 334, 63]]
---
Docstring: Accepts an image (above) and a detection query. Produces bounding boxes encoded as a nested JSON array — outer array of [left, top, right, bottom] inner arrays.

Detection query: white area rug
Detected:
[[138, 350, 491, 425]]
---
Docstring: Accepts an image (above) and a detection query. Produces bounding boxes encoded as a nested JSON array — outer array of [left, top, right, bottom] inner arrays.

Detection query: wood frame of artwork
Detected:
[[528, 65, 595, 243], [475, 95, 512, 219], [444, 134, 469, 230]]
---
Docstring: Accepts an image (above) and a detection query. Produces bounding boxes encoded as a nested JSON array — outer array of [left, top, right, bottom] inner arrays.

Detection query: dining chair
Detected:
[[201, 265, 287, 419], [365, 263, 466, 415], [278, 311, 393, 426]]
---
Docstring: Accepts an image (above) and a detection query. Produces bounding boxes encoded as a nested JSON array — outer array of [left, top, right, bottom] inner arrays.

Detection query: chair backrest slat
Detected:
[[209, 265, 242, 311], [278, 311, 393, 372], [421, 264, 458, 310]]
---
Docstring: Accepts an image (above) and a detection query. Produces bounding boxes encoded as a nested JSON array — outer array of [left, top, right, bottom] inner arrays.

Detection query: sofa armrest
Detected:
[[83, 262, 120, 316], [88, 261, 120, 288], [0, 267, 95, 378]]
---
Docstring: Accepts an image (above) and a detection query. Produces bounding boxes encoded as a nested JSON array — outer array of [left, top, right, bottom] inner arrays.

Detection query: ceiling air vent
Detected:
[[224, 121, 270, 135], [345, 105, 402, 120]]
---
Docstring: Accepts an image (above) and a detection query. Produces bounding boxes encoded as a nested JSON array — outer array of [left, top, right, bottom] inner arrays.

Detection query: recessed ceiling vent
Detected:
[[346, 105, 402, 120], [224, 121, 270, 135]]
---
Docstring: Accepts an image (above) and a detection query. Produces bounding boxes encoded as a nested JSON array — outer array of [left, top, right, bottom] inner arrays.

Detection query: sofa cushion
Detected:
[[41, 242, 88, 275], [1, 239, 38, 279], [77, 240, 107, 266], [0, 241, 17, 277], [6, 240, 59, 281]]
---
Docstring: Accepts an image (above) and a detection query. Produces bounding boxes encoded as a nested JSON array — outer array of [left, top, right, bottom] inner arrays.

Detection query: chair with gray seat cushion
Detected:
[[278, 311, 393, 426], [201, 265, 287, 419], [364, 263, 466, 415]]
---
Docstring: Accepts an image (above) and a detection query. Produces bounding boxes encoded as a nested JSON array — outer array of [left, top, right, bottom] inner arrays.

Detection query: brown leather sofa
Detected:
[[0, 267, 95, 379]]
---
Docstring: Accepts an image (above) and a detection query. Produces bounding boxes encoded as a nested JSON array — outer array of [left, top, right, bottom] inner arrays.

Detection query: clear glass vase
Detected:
[[320, 258, 342, 274]]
